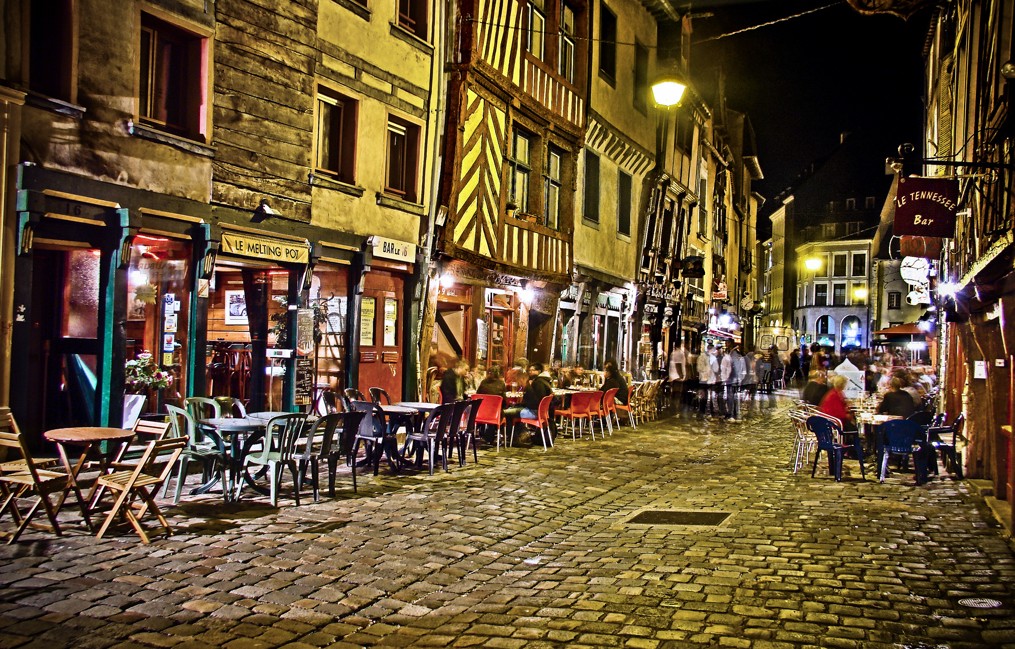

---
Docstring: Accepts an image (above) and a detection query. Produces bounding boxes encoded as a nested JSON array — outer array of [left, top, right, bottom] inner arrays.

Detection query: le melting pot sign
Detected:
[[893, 177, 959, 238]]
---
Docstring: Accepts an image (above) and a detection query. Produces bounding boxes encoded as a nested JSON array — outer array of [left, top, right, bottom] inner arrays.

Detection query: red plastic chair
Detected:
[[613, 385, 636, 428], [517, 396, 554, 451], [562, 391, 594, 440], [586, 390, 607, 439], [602, 388, 620, 433], [470, 394, 508, 451]]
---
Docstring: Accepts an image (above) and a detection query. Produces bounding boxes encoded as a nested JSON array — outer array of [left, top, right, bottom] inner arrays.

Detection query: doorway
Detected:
[[22, 249, 102, 433]]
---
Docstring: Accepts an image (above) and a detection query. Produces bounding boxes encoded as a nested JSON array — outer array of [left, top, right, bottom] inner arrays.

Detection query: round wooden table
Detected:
[[43, 427, 136, 527]]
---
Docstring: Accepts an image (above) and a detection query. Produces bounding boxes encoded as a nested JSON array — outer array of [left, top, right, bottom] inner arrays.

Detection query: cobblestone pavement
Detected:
[[2, 395, 1014, 648]]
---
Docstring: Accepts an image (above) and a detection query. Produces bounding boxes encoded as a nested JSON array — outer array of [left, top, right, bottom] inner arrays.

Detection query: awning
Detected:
[[873, 323, 925, 336], [871, 174, 898, 260]]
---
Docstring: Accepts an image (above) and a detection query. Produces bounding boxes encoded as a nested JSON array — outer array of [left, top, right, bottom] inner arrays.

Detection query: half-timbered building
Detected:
[[425, 0, 589, 373]]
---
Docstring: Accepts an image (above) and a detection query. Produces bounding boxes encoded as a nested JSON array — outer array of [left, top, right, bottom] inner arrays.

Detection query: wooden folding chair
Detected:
[[94, 437, 186, 544], [0, 415, 85, 543], [95, 418, 173, 507]]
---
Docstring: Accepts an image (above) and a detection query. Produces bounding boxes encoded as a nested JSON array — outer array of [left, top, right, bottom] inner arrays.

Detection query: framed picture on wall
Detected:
[[224, 290, 248, 326]]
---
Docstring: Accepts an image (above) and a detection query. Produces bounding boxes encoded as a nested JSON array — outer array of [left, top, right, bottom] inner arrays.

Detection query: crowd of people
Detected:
[[428, 341, 937, 432]]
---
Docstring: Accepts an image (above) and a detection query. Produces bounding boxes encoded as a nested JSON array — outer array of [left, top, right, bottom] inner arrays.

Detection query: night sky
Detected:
[[688, 0, 929, 222]]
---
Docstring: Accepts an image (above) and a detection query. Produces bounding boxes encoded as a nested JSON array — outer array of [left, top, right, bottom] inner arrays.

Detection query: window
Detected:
[[527, 0, 546, 59], [675, 111, 693, 152], [558, 1, 576, 82], [832, 283, 846, 306], [29, 0, 75, 102], [544, 147, 563, 229], [139, 13, 209, 140], [821, 223, 836, 238], [815, 284, 828, 306], [851, 282, 867, 304], [510, 129, 533, 213], [583, 151, 600, 224], [851, 253, 866, 277], [801, 315, 807, 332], [385, 116, 420, 202], [865, 196, 876, 209], [797, 285, 804, 306], [316, 87, 358, 183], [634, 43, 648, 113], [832, 254, 847, 277], [817, 315, 832, 335], [696, 177, 707, 235], [846, 221, 861, 235], [814, 255, 827, 277], [888, 291, 902, 310], [398, 0, 428, 39], [598, 5, 617, 82], [617, 171, 631, 236], [846, 198, 856, 210]]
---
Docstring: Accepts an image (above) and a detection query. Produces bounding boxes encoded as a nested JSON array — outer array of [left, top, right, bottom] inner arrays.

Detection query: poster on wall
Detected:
[[296, 308, 314, 356], [224, 290, 248, 325], [360, 297, 376, 346], [383, 300, 398, 347]]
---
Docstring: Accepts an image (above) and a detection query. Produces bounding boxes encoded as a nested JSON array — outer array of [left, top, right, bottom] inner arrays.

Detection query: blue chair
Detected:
[[878, 419, 930, 484], [806, 415, 865, 481]]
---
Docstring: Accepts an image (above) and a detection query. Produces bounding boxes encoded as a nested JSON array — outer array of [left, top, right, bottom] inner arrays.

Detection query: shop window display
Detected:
[[125, 237, 192, 408]]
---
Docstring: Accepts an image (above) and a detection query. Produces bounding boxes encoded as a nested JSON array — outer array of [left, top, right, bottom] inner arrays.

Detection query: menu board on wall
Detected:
[[296, 308, 314, 356], [295, 357, 314, 406], [360, 297, 376, 346]]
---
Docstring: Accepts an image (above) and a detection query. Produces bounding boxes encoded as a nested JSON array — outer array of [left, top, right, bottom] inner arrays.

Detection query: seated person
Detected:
[[476, 365, 507, 398], [503, 363, 553, 425], [440, 360, 468, 403], [801, 370, 829, 406], [818, 374, 856, 431], [600, 359, 629, 405], [877, 377, 916, 418], [560, 365, 586, 388]]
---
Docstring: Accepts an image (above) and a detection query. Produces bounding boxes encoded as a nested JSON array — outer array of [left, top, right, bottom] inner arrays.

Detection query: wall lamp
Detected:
[[251, 198, 278, 223]]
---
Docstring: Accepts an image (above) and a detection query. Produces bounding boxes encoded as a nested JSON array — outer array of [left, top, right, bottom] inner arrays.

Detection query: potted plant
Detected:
[[124, 351, 174, 421]]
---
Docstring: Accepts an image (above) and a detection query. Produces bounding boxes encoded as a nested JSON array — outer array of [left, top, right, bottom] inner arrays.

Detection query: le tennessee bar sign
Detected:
[[893, 176, 959, 238]]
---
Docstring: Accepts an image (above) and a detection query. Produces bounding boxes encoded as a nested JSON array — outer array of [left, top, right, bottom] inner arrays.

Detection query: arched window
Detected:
[[816, 315, 832, 335], [840, 315, 862, 349]]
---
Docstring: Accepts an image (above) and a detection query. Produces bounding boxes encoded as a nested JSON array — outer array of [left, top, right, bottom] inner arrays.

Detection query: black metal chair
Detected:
[[926, 413, 964, 479], [297, 411, 366, 499], [368, 387, 392, 405], [404, 403, 456, 475]]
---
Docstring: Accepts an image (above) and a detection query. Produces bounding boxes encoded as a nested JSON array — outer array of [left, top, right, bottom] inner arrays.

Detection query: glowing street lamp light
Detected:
[[804, 257, 822, 272], [651, 75, 687, 107], [853, 287, 869, 301]]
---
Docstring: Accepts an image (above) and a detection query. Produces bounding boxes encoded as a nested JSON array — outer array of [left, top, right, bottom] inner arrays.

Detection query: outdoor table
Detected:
[[43, 427, 136, 527], [198, 417, 270, 501], [855, 412, 903, 457]]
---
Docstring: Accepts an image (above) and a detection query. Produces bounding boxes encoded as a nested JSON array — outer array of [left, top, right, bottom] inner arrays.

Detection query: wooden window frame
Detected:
[[385, 116, 421, 203], [27, 0, 78, 103], [398, 0, 428, 40], [543, 146, 563, 230], [137, 11, 211, 142], [315, 85, 359, 184], [617, 170, 632, 237], [598, 4, 617, 83], [583, 150, 600, 224], [510, 128, 534, 214]]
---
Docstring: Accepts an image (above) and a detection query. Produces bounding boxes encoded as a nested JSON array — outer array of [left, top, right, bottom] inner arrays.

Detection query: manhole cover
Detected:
[[958, 597, 1003, 608], [627, 510, 731, 526]]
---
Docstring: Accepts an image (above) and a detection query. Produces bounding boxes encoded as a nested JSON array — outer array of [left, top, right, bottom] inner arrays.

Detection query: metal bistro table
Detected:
[[198, 417, 269, 501], [43, 427, 137, 527]]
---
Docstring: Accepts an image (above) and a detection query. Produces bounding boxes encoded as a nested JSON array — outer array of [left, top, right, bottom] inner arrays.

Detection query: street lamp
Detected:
[[804, 256, 822, 272], [651, 73, 687, 107]]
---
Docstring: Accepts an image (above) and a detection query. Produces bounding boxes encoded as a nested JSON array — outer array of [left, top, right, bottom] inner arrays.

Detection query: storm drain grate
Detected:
[[958, 597, 1003, 609], [627, 510, 731, 526]]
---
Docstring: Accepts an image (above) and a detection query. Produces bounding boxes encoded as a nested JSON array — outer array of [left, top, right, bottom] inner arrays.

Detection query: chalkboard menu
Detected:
[[295, 357, 314, 406]]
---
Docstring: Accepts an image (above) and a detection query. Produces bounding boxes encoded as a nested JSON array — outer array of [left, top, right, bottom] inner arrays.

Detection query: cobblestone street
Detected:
[[2, 397, 1014, 648]]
